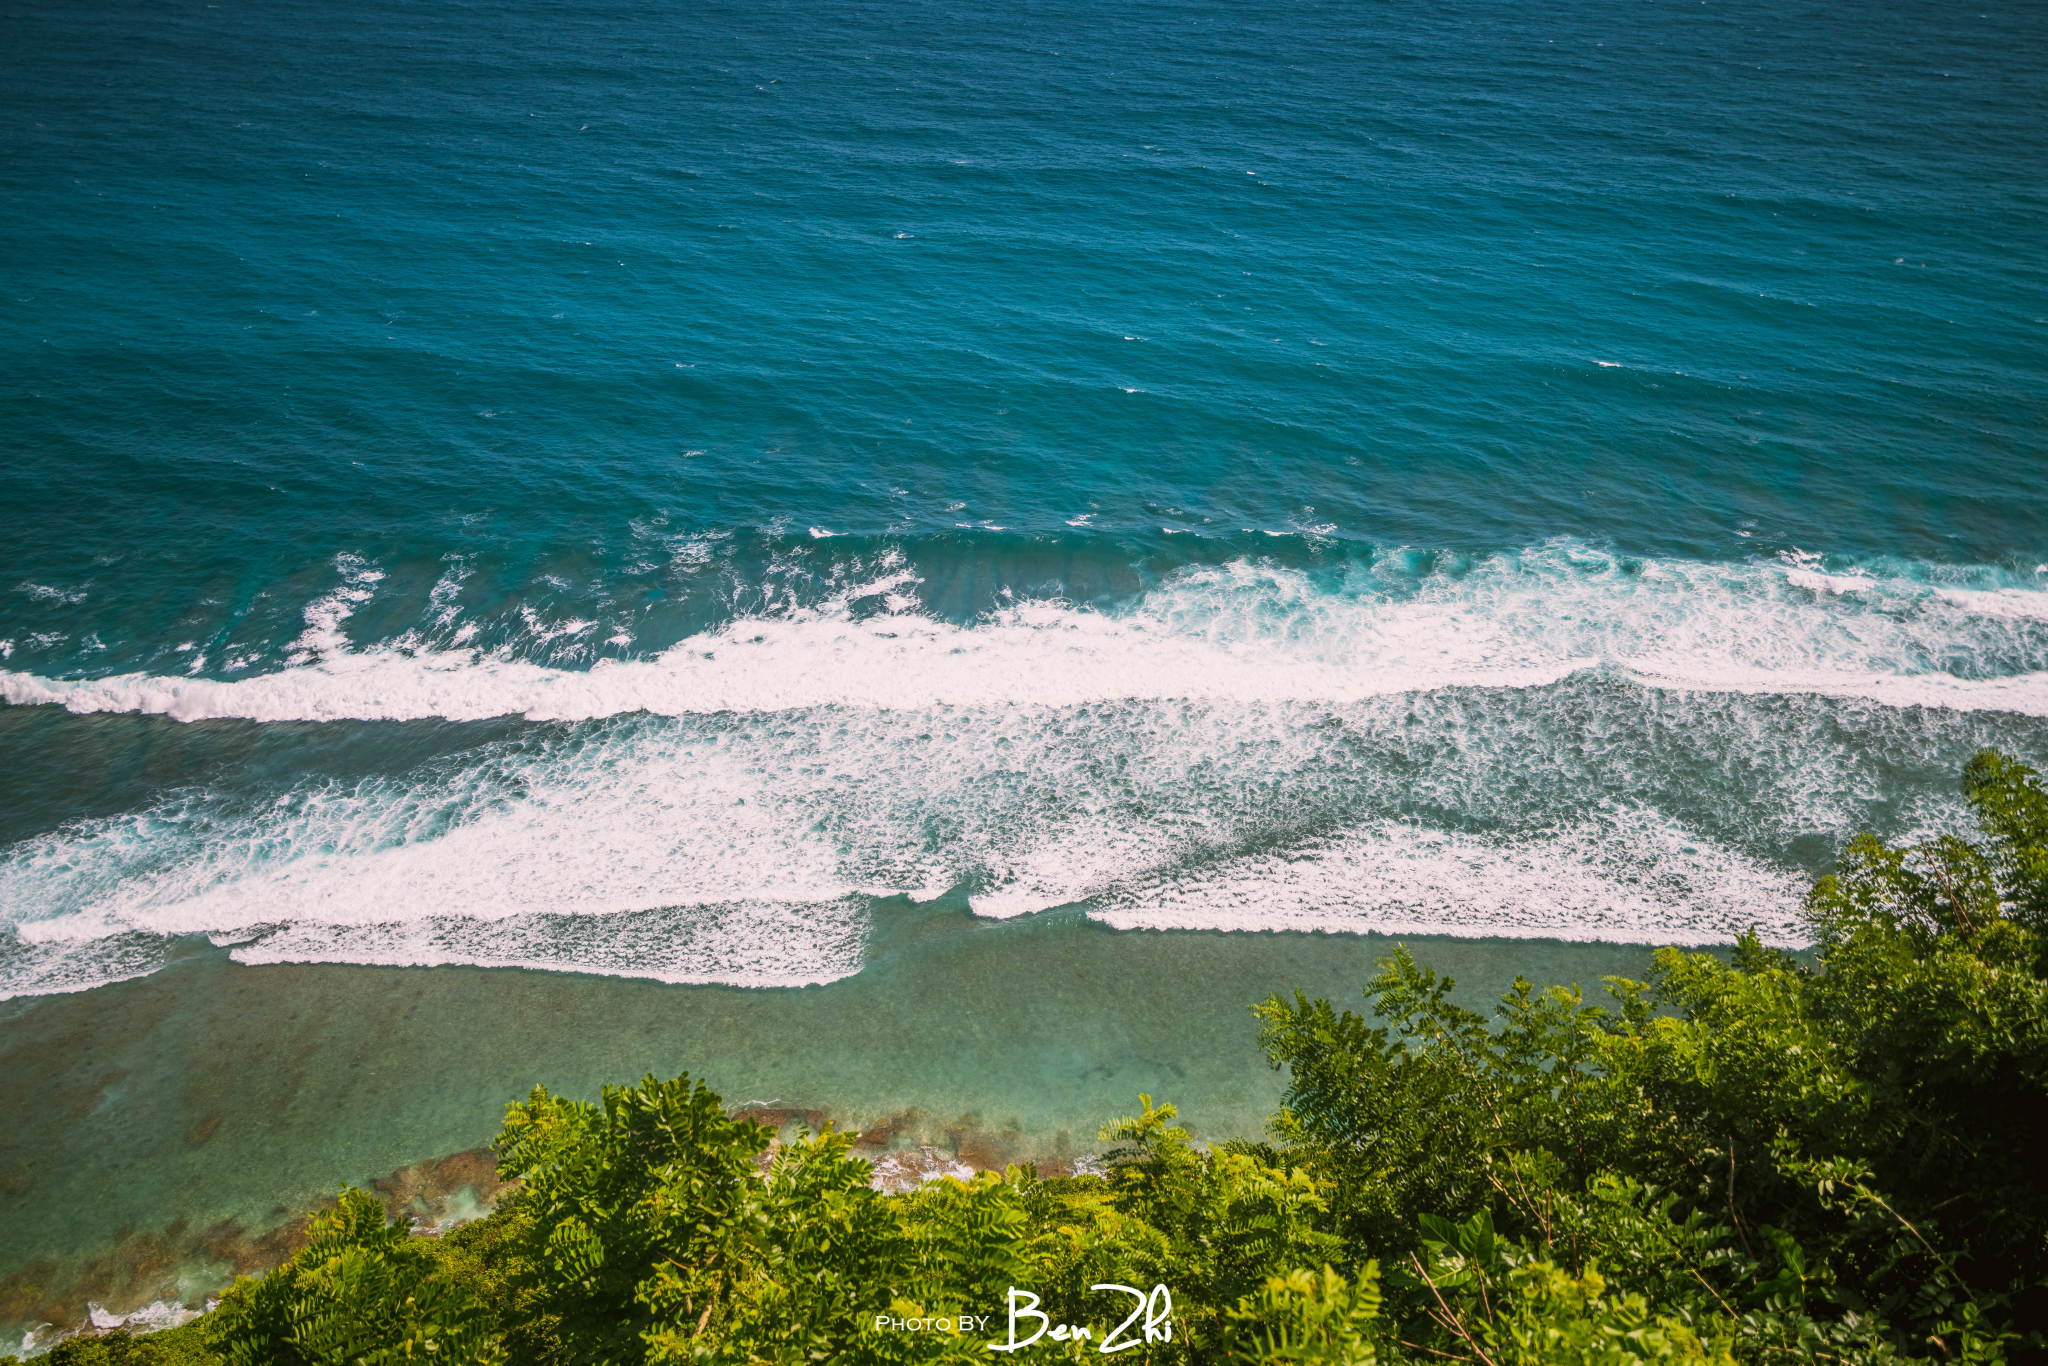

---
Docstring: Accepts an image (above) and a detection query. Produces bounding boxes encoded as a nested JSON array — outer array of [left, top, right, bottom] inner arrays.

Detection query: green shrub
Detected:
[[205, 1186, 498, 1364]]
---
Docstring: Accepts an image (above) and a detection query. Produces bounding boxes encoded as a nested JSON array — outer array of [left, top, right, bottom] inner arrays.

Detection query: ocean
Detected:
[[2, 0, 2045, 1334]]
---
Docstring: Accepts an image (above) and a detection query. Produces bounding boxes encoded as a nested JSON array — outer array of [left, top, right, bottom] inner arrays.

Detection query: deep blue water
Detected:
[[2, 0, 2047, 996]]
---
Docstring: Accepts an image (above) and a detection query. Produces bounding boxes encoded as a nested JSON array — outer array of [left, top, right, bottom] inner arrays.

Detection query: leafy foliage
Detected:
[[1255, 749, 2048, 1364], [24, 1321, 216, 1366], [1228, 1264, 1383, 1366], [204, 1186, 499, 1364], [487, 1071, 773, 1362]]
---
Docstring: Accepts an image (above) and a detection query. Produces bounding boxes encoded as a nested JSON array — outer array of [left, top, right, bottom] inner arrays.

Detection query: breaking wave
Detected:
[[5, 545, 2048, 723], [3, 544, 2045, 1000]]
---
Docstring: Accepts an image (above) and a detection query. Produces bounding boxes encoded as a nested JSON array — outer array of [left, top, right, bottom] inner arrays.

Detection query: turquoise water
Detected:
[[0, 912, 1663, 1280], [2, 0, 2047, 1331]]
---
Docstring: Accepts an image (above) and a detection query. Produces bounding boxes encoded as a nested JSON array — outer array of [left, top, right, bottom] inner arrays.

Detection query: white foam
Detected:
[[229, 900, 868, 987], [427, 558, 472, 628], [1934, 586, 2048, 622], [869, 1148, 978, 1193], [0, 930, 182, 1001], [0, 675, 1923, 998], [6, 547, 2046, 723], [1618, 662, 2048, 712], [1095, 812, 1806, 945], [18, 581, 89, 604], [284, 553, 384, 665], [86, 1299, 204, 1333], [4, 545, 2043, 999]]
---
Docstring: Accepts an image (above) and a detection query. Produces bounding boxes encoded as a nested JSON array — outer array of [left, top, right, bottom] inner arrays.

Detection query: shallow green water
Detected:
[[0, 912, 1662, 1332]]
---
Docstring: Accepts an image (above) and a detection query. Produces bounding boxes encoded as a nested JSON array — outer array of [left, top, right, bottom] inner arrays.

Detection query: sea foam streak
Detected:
[[4, 547, 2047, 722], [3, 547, 2045, 1000], [2, 675, 2032, 1000]]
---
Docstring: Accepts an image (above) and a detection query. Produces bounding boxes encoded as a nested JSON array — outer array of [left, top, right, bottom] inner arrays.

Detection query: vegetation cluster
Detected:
[[11, 752, 2046, 1366]]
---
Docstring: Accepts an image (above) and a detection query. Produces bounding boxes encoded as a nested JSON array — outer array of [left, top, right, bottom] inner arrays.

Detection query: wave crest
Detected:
[[5, 546, 2047, 723]]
